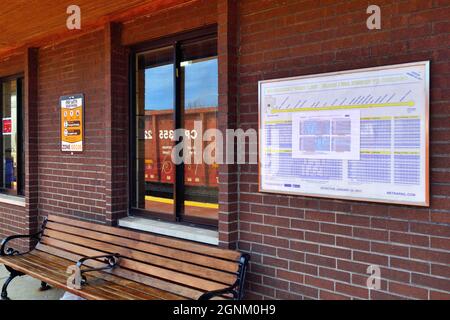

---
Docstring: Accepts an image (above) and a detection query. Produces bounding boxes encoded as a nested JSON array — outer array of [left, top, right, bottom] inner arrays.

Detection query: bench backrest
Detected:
[[36, 214, 246, 299]]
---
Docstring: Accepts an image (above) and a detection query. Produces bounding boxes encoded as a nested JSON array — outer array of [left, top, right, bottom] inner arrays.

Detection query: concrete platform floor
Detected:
[[0, 264, 65, 300]]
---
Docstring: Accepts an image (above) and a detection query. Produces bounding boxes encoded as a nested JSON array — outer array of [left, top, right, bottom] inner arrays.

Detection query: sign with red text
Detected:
[[2, 118, 12, 135]]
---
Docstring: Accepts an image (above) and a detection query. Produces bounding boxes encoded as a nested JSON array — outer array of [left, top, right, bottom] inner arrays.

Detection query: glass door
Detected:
[[180, 37, 219, 223], [132, 32, 218, 227]]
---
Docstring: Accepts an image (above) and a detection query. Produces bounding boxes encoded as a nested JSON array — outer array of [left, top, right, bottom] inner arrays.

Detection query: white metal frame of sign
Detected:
[[258, 61, 430, 206], [60, 93, 84, 153]]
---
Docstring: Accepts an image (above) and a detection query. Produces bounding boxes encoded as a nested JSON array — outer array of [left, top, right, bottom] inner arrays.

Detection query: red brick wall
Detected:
[[0, 203, 27, 251], [38, 30, 108, 223], [121, 0, 217, 46], [24, 48, 40, 248], [237, 0, 450, 300], [104, 23, 129, 225], [217, 0, 239, 248]]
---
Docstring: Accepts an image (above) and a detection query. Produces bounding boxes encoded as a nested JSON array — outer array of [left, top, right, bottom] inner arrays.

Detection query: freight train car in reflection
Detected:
[[138, 107, 219, 218]]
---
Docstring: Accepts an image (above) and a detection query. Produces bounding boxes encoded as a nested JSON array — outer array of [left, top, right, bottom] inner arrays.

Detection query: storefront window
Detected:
[[132, 32, 218, 227], [0, 77, 24, 195], [180, 38, 218, 223], [135, 46, 175, 216]]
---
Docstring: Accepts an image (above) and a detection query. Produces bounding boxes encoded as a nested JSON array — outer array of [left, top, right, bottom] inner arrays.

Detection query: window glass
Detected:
[[1, 78, 23, 195], [133, 34, 218, 226], [135, 47, 174, 216], [181, 41, 219, 222]]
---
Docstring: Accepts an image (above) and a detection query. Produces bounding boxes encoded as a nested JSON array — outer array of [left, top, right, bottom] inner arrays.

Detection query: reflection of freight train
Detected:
[[142, 107, 219, 204]]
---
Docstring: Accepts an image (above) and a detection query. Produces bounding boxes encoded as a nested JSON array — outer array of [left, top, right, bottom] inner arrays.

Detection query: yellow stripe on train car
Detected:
[[145, 196, 219, 209]]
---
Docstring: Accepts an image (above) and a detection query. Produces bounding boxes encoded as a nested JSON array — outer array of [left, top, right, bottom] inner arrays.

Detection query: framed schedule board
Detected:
[[60, 94, 84, 153], [258, 61, 430, 206]]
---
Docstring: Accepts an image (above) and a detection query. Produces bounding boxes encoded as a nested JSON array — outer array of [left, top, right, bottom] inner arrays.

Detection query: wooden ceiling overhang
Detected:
[[0, 0, 194, 58]]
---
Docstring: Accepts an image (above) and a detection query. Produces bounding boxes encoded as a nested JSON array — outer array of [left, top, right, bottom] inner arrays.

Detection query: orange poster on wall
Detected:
[[60, 94, 84, 152]]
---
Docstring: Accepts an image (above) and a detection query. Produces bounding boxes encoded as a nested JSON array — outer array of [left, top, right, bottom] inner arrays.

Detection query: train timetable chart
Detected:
[[258, 61, 430, 206]]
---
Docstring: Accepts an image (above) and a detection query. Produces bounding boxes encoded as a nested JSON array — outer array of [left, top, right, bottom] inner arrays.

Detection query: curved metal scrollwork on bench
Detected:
[[0, 218, 48, 257], [198, 253, 250, 300], [0, 218, 48, 299]]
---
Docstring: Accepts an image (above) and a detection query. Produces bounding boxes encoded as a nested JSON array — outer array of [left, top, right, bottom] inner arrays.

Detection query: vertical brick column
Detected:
[[217, 0, 239, 249], [24, 47, 39, 248], [104, 23, 129, 225]]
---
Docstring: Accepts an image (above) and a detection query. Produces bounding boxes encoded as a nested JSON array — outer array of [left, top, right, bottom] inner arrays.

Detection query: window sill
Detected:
[[118, 216, 219, 246], [0, 194, 25, 207]]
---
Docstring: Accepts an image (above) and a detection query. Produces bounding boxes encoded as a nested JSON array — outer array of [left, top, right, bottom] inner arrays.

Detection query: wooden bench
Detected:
[[0, 214, 249, 300]]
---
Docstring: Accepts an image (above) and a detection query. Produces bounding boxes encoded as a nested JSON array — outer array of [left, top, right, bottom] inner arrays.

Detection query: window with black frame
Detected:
[[132, 31, 219, 227], [0, 76, 24, 196]]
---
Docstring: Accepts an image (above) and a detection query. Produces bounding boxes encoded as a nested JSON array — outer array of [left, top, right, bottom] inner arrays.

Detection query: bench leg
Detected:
[[39, 281, 51, 291], [1, 269, 23, 300]]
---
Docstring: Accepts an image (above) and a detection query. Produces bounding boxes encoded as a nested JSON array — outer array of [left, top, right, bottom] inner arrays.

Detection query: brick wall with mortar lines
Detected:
[[237, 0, 450, 300], [121, 0, 217, 46], [104, 23, 129, 224], [217, 0, 240, 248], [38, 30, 108, 223]]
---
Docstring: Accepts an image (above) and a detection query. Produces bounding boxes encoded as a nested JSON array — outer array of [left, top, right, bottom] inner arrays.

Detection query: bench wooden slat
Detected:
[[9, 251, 188, 300], [21, 253, 158, 300], [27, 250, 181, 300], [35, 243, 197, 299], [47, 214, 241, 261], [39, 238, 205, 299], [44, 221, 239, 280], [44, 229, 238, 272], [40, 234, 230, 292], [0, 255, 140, 300]]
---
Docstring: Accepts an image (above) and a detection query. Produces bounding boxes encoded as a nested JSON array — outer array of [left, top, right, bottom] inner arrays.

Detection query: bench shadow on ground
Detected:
[[0, 264, 65, 300]]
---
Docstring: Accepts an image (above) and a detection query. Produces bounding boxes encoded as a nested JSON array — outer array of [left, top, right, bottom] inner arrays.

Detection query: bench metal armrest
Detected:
[[76, 254, 120, 277], [198, 285, 238, 300], [0, 218, 47, 256], [67, 254, 120, 289], [198, 253, 250, 300]]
